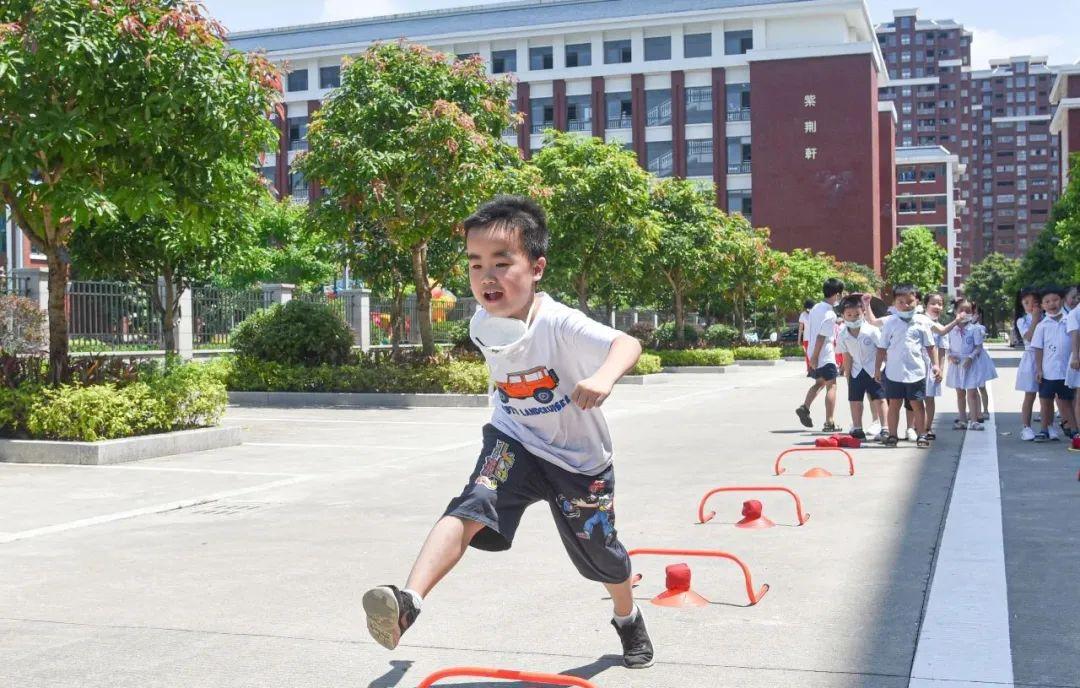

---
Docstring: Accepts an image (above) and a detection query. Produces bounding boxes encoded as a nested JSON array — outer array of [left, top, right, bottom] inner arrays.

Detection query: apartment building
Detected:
[[231, 0, 894, 271], [1050, 64, 1080, 186]]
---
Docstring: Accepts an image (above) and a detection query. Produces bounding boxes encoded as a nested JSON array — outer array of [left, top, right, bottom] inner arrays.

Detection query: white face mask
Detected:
[[470, 316, 528, 357], [845, 318, 864, 330], [896, 309, 915, 321]]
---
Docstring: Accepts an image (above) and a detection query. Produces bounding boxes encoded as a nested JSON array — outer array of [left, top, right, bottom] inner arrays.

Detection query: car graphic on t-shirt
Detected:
[[496, 366, 560, 404]]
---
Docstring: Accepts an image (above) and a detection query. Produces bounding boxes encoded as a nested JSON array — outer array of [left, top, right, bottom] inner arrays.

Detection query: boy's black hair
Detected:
[[822, 278, 845, 299], [1040, 285, 1067, 300], [803, 299, 815, 310], [839, 295, 863, 312], [463, 195, 549, 261], [892, 283, 917, 298]]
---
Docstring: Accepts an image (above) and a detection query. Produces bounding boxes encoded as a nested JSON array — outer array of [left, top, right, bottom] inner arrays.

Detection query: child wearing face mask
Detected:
[[1031, 286, 1077, 442], [946, 299, 986, 430], [836, 295, 886, 441], [1014, 288, 1042, 440]]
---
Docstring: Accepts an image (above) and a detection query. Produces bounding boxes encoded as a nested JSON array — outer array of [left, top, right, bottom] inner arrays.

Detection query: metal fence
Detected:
[[369, 295, 477, 346], [0, 274, 31, 297], [191, 285, 266, 348], [67, 280, 164, 350]]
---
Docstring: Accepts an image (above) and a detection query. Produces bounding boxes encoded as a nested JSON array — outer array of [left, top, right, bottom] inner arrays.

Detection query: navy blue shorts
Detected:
[[444, 424, 632, 584], [848, 370, 886, 402], [808, 363, 839, 381], [1039, 378, 1075, 401], [883, 375, 926, 402]]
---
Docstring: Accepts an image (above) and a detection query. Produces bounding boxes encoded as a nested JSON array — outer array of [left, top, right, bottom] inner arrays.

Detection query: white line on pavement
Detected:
[[908, 388, 1013, 687]]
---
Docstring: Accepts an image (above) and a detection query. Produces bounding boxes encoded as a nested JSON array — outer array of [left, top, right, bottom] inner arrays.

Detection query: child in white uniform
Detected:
[[969, 307, 998, 419], [945, 299, 985, 430], [921, 293, 950, 439], [1066, 299, 1080, 432], [1032, 286, 1077, 442], [1014, 288, 1041, 440]]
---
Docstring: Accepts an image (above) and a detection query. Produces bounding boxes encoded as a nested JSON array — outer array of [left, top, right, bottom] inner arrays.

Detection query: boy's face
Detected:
[[841, 306, 862, 324], [467, 225, 546, 320], [1042, 293, 1063, 316], [893, 293, 917, 313]]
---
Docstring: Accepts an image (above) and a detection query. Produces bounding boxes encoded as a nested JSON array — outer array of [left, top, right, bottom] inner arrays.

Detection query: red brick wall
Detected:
[[1070, 109, 1080, 162], [750, 54, 882, 270], [1068, 74, 1080, 99], [878, 110, 896, 259]]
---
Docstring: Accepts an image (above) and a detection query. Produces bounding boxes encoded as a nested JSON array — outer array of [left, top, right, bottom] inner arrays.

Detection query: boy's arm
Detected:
[[810, 333, 826, 369], [932, 316, 962, 336], [1072, 331, 1080, 370], [859, 294, 883, 327], [874, 347, 887, 382], [927, 345, 940, 380], [572, 334, 641, 410], [1034, 347, 1045, 383]]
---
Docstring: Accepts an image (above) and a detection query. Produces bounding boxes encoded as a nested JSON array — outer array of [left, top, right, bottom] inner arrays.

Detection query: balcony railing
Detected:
[[567, 119, 592, 132], [727, 108, 751, 122], [727, 160, 752, 174], [606, 116, 632, 130], [530, 121, 554, 134], [288, 139, 309, 152]]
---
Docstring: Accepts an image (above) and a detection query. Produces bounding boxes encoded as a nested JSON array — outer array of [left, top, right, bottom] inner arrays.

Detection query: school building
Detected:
[[894, 146, 965, 295], [229, 0, 897, 273], [1050, 65, 1080, 187]]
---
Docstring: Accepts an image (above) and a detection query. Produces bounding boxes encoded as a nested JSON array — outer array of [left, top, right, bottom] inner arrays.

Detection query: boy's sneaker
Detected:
[[968, 421, 985, 431], [611, 610, 654, 669], [822, 421, 841, 433], [905, 428, 918, 442], [850, 428, 867, 441], [796, 405, 813, 428], [1048, 426, 1064, 442], [876, 429, 889, 443], [867, 422, 882, 437], [362, 585, 420, 650], [1033, 431, 1050, 443], [1020, 426, 1036, 441]]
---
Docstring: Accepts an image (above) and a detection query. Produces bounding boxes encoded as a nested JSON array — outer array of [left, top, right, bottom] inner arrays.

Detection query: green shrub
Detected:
[[26, 383, 148, 441], [224, 355, 489, 394], [230, 300, 354, 366], [653, 321, 701, 349], [0, 385, 39, 436], [734, 346, 782, 361], [704, 324, 739, 348], [443, 319, 478, 352], [625, 322, 656, 348], [148, 364, 228, 428], [780, 345, 805, 358], [652, 348, 734, 367], [629, 353, 662, 376]]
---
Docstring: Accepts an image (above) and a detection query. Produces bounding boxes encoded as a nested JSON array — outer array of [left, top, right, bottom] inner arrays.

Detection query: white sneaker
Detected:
[[868, 421, 883, 437], [968, 421, 985, 431], [1020, 426, 1036, 441], [905, 428, 918, 442], [1048, 426, 1063, 442]]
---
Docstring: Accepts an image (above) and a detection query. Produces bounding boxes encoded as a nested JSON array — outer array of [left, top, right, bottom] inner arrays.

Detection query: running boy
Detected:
[[1032, 286, 1077, 442], [836, 295, 885, 441], [361, 197, 653, 667], [796, 278, 844, 432], [874, 284, 938, 447]]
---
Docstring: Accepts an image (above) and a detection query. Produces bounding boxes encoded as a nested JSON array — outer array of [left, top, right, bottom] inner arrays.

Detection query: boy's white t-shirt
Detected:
[[1032, 313, 1071, 380], [471, 294, 621, 475], [806, 300, 838, 368], [837, 323, 881, 378], [798, 311, 810, 343], [878, 314, 933, 383]]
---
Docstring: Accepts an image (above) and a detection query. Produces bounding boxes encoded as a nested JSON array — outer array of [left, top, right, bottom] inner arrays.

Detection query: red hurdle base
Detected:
[[419, 667, 598, 688]]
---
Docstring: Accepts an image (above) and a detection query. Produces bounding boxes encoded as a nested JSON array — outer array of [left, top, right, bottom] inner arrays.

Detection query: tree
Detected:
[[643, 179, 723, 346], [297, 42, 524, 356], [1010, 221, 1069, 293], [711, 216, 780, 340], [530, 131, 658, 315], [883, 226, 946, 294], [838, 261, 884, 296], [0, 1, 279, 381], [962, 253, 1019, 336], [1046, 153, 1080, 284], [771, 249, 835, 320]]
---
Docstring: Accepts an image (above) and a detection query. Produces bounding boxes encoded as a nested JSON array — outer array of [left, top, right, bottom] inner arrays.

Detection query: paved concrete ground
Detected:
[[1, 355, 1076, 687]]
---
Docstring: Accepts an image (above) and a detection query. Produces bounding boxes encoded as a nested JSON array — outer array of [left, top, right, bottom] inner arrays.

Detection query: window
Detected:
[[530, 98, 554, 133], [289, 170, 308, 201], [726, 136, 751, 173], [898, 169, 917, 183], [685, 86, 712, 124], [456, 52, 478, 61], [492, 49, 517, 74], [684, 33, 711, 58], [725, 83, 750, 121], [644, 36, 671, 61], [920, 167, 938, 182], [605, 92, 632, 129], [921, 199, 938, 213], [529, 46, 553, 70], [686, 139, 712, 177], [645, 89, 671, 126], [604, 39, 632, 64], [287, 116, 308, 151], [646, 141, 673, 178], [286, 70, 308, 92], [565, 43, 591, 67], [899, 199, 918, 213], [724, 30, 753, 55], [727, 190, 752, 219], [565, 95, 592, 132], [319, 65, 340, 89]]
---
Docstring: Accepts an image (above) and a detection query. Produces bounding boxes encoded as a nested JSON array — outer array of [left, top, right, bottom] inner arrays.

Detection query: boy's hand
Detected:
[[962, 358, 972, 369], [572, 375, 614, 410], [1072, 356, 1080, 371], [874, 369, 882, 382], [1036, 371, 1043, 384]]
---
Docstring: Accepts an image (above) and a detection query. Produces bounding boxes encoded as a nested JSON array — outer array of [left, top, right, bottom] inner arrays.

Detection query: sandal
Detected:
[[917, 435, 931, 448], [883, 435, 899, 447], [925, 431, 937, 440], [953, 419, 966, 430]]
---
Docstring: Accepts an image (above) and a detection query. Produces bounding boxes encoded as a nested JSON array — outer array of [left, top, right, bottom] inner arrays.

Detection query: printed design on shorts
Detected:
[[496, 365, 561, 404], [474, 439, 516, 491], [570, 480, 616, 545]]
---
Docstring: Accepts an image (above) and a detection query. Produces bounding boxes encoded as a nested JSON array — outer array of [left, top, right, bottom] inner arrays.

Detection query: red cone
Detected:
[[735, 499, 775, 529], [651, 563, 709, 607]]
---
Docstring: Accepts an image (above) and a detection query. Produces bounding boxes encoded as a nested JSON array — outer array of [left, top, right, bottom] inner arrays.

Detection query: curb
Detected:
[[228, 391, 490, 408], [618, 374, 668, 385], [735, 360, 783, 367], [0, 426, 242, 466], [661, 366, 731, 374]]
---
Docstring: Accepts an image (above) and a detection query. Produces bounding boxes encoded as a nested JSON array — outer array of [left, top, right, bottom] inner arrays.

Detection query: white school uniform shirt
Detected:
[[471, 294, 620, 475], [837, 323, 881, 378], [879, 314, 933, 383], [1017, 314, 1036, 352], [806, 300, 838, 368], [1031, 313, 1071, 381], [798, 311, 810, 343]]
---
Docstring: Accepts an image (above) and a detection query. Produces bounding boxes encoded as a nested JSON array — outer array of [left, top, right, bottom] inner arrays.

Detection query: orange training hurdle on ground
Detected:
[[418, 667, 598, 688], [697, 486, 811, 526], [627, 547, 770, 606], [774, 447, 855, 477]]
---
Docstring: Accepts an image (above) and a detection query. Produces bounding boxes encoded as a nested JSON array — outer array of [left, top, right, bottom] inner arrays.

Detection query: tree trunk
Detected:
[[574, 274, 590, 316], [161, 268, 178, 355], [45, 249, 70, 385], [674, 289, 685, 347], [410, 242, 435, 357], [390, 286, 405, 361]]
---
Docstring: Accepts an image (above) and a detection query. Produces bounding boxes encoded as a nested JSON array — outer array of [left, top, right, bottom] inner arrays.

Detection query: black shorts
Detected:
[[444, 424, 632, 584], [807, 363, 839, 381], [1039, 378, 1075, 401], [883, 375, 926, 402], [848, 370, 885, 402]]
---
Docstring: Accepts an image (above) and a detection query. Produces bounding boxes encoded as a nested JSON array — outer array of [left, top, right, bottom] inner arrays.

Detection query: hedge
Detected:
[[222, 355, 490, 394], [780, 345, 806, 358], [629, 352, 662, 376], [734, 346, 782, 361], [651, 348, 735, 367]]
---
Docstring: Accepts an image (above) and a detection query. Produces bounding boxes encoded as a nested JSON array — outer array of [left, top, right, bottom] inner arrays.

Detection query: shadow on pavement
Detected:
[[386, 654, 622, 687]]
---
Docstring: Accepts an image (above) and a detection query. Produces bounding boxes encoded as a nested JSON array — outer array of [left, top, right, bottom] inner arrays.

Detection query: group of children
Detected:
[[797, 279, 999, 446], [1014, 285, 1080, 442]]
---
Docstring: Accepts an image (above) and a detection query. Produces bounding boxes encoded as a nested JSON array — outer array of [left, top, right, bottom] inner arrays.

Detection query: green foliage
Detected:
[[629, 353, 662, 376], [781, 345, 805, 357], [962, 253, 1019, 336], [1011, 222, 1069, 292], [223, 355, 489, 394], [707, 218, 779, 339], [652, 348, 735, 367], [652, 321, 701, 349], [443, 319, 476, 352], [1029, 154, 1080, 286], [770, 248, 837, 317], [625, 322, 656, 347], [531, 131, 658, 313], [734, 346, 782, 361], [229, 300, 354, 367], [884, 226, 947, 294], [839, 261, 884, 295], [704, 324, 739, 347]]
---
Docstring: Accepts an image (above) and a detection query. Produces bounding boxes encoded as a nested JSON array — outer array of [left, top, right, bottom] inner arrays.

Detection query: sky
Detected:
[[203, 0, 1080, 69]]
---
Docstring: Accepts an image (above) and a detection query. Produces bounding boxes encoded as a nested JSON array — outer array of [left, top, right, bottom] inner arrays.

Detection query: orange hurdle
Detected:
[[419, 667, 597, 688], [697, 486, 810, 526], [774, 447, 855, 478], [628, 547, 770, 606]]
